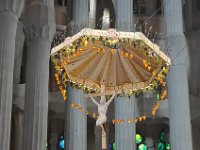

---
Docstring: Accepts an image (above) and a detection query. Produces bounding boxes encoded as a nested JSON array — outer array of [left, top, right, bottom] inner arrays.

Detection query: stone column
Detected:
[[66, 0, 89, 36], [115, 0, 136, 150], [164, 0, 193, 150], [115, 96, 136, 150], [164, 0, 184, 33], [65, 1, 88, 150], [22, 1, 55, 150], [94, 126, 102, 150], [65, 86, 87, 150], [14, 21, 25, 84], [116, 0, 133, 31], [72, 0, 89, 28], [0, 1, 24, 150], [89, 0, 96, 28]]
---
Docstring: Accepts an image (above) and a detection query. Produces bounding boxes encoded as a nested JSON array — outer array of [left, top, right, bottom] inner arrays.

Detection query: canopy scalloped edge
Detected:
[[51, 28, 171, 95], [51, 28, 171, 65]]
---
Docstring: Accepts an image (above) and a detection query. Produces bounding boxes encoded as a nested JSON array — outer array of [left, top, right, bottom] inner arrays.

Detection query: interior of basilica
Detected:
[[1, 0, 200, 150]]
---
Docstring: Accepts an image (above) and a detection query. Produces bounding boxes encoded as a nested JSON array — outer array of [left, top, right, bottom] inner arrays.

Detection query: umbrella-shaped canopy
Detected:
[[51, 28, 171, 95]]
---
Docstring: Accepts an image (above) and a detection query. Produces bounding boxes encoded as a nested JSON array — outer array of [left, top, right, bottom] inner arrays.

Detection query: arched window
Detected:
[[102, 8, 110, 29], [95, 0, 116, 29]]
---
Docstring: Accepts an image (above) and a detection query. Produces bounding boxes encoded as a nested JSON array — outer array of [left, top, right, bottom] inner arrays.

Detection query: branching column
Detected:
[[164, 0, 193, 149], [89, 0, 96, 28], [115, 0, 136, 149], [65, 86, 87, 150], [22, 1, 55, 150], [72, 0, 89, 27], [65, 0, 88, 150], [116, 0, 133, 31], [0, 1, 24, 150], [115, 96, 136, 150]]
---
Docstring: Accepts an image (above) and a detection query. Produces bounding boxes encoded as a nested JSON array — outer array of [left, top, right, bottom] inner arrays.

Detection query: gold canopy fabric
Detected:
[[51, 28, 171, 94]]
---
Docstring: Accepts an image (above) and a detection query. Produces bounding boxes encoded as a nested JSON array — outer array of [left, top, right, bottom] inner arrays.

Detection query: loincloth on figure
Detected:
[[96, 114, 107, 126]]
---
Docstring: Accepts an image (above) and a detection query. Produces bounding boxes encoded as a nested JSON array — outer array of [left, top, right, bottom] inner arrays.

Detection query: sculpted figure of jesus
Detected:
[[90, 93, 116, 132]]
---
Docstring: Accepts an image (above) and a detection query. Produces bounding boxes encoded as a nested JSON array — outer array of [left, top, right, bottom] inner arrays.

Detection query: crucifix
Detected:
[[87, 85, 116, 149]]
